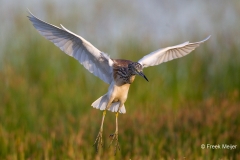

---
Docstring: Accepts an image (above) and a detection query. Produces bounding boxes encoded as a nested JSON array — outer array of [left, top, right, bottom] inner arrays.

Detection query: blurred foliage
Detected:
[[0, 7, 240, 160]]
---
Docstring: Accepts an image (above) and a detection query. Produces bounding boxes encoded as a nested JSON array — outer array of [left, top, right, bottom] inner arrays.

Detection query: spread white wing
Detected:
[[28, 10, 113, 84], [138, 36, 211, 68]]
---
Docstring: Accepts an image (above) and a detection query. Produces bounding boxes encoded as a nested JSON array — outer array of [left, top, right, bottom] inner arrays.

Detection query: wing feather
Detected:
[[28, 10, 113, 84], [166, 50, 170, 62], [138, 36, 211, 68], [172, 50, 177, 59]]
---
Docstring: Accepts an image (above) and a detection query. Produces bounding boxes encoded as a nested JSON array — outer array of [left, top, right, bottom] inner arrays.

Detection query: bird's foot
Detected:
[[109, 132, 120, 155], [93, 131, 103, 152]]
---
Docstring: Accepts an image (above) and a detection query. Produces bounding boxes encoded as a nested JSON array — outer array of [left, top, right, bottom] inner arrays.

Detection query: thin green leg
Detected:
[[109, 112, 121, 155], [93, 110, 106, 152]]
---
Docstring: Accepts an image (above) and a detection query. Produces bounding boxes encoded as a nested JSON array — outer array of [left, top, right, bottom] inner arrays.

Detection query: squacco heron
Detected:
[[28, 10, 210, 154]]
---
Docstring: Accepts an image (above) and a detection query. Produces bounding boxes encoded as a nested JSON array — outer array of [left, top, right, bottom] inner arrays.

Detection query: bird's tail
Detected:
[[91, 94, 126, 114]]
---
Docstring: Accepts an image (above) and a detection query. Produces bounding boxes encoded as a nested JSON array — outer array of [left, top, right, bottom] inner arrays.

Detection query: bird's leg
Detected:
[[93, 110, 106, 152], [109, 111, 121, 155]]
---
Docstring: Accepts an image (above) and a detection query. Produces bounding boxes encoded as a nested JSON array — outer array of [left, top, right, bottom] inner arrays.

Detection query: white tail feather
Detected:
[[91, 94, 126, 114]]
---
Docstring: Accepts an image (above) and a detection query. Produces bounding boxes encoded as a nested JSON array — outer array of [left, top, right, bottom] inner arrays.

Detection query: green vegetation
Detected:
[[0, 11, 240, 160]]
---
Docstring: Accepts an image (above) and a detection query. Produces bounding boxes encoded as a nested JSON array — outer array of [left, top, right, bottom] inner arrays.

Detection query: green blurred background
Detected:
[[0, 0, 240, 159]]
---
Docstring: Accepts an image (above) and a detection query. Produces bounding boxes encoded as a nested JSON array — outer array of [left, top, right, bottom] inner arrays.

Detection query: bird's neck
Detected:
[[128, 75, 136, 84]]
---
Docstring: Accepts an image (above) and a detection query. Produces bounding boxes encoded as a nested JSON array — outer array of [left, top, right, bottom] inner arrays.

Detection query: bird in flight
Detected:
[[28, 10, 210, 154]]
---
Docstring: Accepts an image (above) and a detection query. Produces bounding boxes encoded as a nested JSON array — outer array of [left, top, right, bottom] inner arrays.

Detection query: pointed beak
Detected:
[[138, 71, 149, 82]]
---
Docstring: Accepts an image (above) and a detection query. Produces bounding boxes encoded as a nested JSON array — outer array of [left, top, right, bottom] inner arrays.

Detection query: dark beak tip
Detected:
[[143, 75, 149, 82], [138, 71, 149, 82]]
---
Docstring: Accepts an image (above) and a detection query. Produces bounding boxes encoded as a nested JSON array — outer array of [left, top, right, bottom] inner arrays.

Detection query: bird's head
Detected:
[[128, 62, 148, 82]]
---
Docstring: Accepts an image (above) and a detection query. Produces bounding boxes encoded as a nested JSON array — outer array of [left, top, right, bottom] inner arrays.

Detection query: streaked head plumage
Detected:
[[128, 62, 148, 81], [128, 62, 143, 73]]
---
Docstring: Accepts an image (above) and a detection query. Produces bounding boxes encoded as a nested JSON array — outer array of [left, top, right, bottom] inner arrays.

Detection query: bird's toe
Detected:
[[93, 131, 103, 152]]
